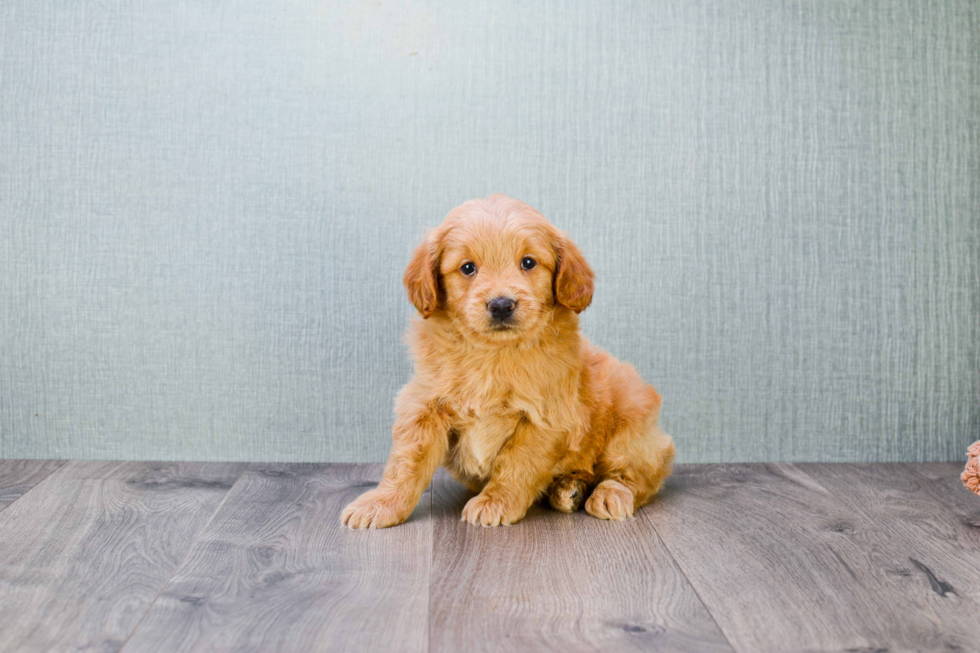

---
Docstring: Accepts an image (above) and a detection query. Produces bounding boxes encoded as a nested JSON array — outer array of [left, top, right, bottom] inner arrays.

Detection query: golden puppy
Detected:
[[342, 195, 674, 528]]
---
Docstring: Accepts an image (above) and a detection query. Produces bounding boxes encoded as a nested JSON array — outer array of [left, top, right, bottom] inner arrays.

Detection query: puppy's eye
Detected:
[[521, 256, 537, 271], [460, 262, 477, 276]]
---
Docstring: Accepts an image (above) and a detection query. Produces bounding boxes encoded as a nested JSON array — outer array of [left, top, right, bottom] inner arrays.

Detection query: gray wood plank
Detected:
[[651, 463, 980, 653], [904, 462, 980, 520], [0, 459, 65, 511], [0, 461, 246, 653], [429, 471, 735, 653], [121, 463, 431, 653], [813, 463, 980, 596], [803, 464, 980, 636]]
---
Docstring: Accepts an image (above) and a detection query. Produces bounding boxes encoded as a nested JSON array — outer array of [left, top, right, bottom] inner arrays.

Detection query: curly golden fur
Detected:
[[342, 195, 675, 528]]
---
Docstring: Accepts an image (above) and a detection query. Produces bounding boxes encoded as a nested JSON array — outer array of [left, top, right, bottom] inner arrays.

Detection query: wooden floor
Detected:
[[0, 461, 977, 652]]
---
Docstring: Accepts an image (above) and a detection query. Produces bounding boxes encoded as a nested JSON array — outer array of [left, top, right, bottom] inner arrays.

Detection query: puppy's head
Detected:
[[404, 194, 593, 342]]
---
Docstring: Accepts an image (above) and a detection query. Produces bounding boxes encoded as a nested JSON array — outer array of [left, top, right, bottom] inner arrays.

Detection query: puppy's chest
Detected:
[[440, 347, 545, 413], [450, 409, 520, 480], [436, 347, 563, 478]]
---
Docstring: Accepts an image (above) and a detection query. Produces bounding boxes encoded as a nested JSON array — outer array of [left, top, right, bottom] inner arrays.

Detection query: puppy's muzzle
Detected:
[[487, 296, 517, 324]]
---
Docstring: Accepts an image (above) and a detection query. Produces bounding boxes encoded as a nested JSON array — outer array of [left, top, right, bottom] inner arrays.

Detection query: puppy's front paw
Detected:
[[585, 480, 634, 521], [461, 491, 524, 527], [341, 489, 410, 529]]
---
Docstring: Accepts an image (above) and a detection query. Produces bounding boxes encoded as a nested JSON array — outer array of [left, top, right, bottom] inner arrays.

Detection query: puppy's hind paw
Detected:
[[585, 480, 634, 521], [548, 476, 588, 513], [341, 489, 410, 529]]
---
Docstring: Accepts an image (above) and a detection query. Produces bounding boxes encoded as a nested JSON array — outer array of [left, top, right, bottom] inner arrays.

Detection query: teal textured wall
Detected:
[[1, 1, 978, 462]]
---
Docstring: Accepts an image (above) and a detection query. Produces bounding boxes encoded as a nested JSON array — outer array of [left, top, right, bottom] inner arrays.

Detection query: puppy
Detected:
[[342, 195, 674, 528]]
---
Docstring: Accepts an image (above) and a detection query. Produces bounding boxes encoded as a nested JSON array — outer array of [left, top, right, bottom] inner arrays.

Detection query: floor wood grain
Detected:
[[810, 464, 980, 575], [122, 464, 431, 653], [649, 463, 980, 653], [904, 462, 980, 528], [0, 461, 246, 653], [429, 471, 735, 653], [1, 461, 976, 653], [0, 459, 65, 511]]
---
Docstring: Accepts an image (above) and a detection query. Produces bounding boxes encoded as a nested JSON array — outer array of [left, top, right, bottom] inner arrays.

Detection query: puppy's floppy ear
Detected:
[[403, 233, 441, 318], [553, 232, 594, 313]]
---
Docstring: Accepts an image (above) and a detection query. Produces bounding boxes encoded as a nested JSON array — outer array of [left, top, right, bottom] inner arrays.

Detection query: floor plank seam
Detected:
[[0, 460, 68, 515], [640, 508, 740, 653], [116, 462, 252, 653]]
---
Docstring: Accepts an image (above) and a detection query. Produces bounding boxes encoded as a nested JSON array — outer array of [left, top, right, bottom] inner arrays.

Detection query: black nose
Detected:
[[487, 296, 516, 321]]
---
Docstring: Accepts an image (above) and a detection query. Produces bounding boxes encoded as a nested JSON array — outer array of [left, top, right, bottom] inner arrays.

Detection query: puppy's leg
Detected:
[[342, 396, 450, 529], [461, 419, 562, 526], [586, 422, 674, 521]]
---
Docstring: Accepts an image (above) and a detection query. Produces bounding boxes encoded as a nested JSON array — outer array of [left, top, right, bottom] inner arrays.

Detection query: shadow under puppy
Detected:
[[343, 195, 675, 528]]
